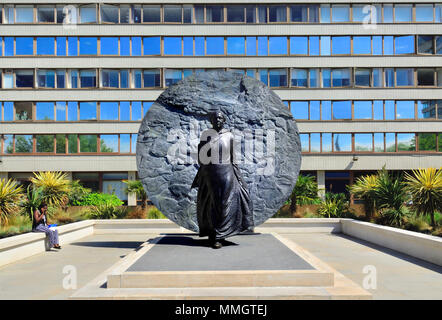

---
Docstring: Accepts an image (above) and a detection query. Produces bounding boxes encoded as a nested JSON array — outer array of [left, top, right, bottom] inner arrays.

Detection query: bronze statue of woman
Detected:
[[191, 111, 254, 249]]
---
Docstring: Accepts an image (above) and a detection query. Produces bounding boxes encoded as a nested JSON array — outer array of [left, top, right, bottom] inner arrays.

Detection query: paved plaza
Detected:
[[0, 232, 441, 300]]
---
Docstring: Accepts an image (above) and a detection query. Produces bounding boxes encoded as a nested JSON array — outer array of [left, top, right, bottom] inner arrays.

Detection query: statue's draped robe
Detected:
[[191, 129, 254, 239]]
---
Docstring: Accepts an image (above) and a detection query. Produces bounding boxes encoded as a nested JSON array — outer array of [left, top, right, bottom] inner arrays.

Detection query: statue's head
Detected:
[[209, 111, 226, 131]]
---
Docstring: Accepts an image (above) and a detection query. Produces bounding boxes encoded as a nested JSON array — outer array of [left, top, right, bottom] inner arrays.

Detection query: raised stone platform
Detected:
[[71, 232, 372, 300]]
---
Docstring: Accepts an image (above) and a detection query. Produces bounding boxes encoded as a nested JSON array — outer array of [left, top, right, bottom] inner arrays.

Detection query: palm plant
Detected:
[[405, 168, 442, 227], [290, 175, 320, 213], [30, 171, 70, 207], [317, 193, 349, 218], [348, 174, 378, 218], [21, 185, 43, 223], [123, 180, 148, 208], [375, 168, 408, 211], [0, 179, 24, 226]]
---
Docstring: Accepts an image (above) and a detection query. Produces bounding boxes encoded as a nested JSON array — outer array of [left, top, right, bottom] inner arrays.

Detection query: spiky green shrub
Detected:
[[348, 174, 378, 218], [0, 179, 24, 226], [289, 175, 320, 212], [317, 193, 350, 218], [87, 204, 128, 219], [405, 168, 442, 227], [146, 207, 166, 219], [30, 171, 70, 207]]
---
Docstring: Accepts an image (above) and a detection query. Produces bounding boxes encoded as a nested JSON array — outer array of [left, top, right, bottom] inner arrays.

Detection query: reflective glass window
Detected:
[[384, 68, 395, 87], [333, 134, 352, 152], [396, 68, 414, 86], [5, 37, 14, 56], [291, 101, 308, 119], [80, 135, 97, 152], [206, 37, 224, 55], [164, 37, 182, 55], [56, 102, 66, 121], [67, 102, 78, 121], [16, 6, 33, 23], [373, 68, 382, 87], [290, 5, 308, 22], [373, 36, 382, 55], [385, 100, 395, 120], [36, 135, 54, 153], [79, 37, 97, 55], [120, 134, 130, 153], [310, 101, 320, 120], [133, 70, 142, 88], [309, 36, 319, 55], [100, 102, 119, 121], [332, 69, 350, 87], [310, 133, 320, 153], [416, 4, 434, 22], [56, 135, 66, 153], [57, 37, 66, 56], [269, 6, 286, 22], [16, 70, 34, 87], [227, 37, 245, 55], [332, 36, 350, 55], [396, 100, 415, 119], [165, 69, 182, 86], [374, 100, 384, 120], [206, 6, 224, 22], [79, 102, 96, 120], [332, 101, 351, 120], [120, 102, 130, 121], [290, 37, 308, 55], [80, 70, 96, 87], [374, 133, 384, 152], [14, 135, 33, 153], [80, 5, 97, 23], [131, 134, 138, 153], [37, 6, 55, 23], [395, 5, 412, 22], [195, 37, 204, 56], [394, 36, 414, 54], [132, 37, 142, 56], [300, 134, 309, 152], [436, 5, 442, 22], [397, 133, 415, 151], [37, 70, 55, 88], [331, 5, 349, 22], [227, 6, 244, 22], [353, 36, 371, 54], [355, 69, 371, 87], [164, 5, 181, 23], [257, 37, 268, 56], [101, 4, 118, 23], [418, 133, 437, 151], [246, 37, 256, 56], [355, 134, 373, 152], [322, 69, 331, 88], [36, 102, 54, 120], [143, 5, 161, 22], [246, 5, 256, 23], [101, 37, 118, 55], [383, 4, 393, 22], [102, 70, 119, 88], [384, 36, 394, 55], [120, 5, 130, 23], [320, 36, 331, 56], [143, 69, 160, 87], [183, 5, 193, 23], [269, 69, 287, 87], [3, 102, 14, 121], [269, 37, 287, 55], [143, 37, 161, 55], [68, 37, 78, 56], [183, 37, 193, 56], [417, 100, 436, 119], [143, 102, 153, 115], [417, 69, 435, 86], [15, 102, 33, 120], [291, 69, 307, 87], [354, 101, 372, 119], [418, 35, 433, 54], [37, 37, 55, 55], [386, 133, 396, 152], [309, 69, 319, 88], [131, 102, 142, 121], [120, 37, 130, 56], [16, 37, 33, 55], [67, 135, 78, 154], [258, 6, 267, 23], [322, 133, 332, 152], [320, 5, 330, 23], [194, 6, 204, 23], [133, 5, 142, 23]]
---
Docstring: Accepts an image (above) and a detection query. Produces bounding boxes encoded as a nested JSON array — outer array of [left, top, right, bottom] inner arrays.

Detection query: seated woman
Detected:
[[33, 202, 61, 249]]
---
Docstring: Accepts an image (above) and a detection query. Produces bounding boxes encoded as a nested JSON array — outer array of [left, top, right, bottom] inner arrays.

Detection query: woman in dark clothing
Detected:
[[191, 111, 254, 249], [33, 202, 61, 249]]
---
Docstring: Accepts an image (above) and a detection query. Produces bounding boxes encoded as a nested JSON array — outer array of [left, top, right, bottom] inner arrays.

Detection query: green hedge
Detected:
[[74, 193, 123, 207]]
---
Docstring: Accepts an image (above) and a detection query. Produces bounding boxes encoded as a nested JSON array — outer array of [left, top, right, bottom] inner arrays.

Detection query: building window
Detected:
[[68, 37, 78, 56], [309, 69, 319, 87], [80, 135, 98, 152], [417, 69, 435, 86], [101, 4, 119, 23], [332, 69, 351, 87], [67, 102, 78, 121], [291, 101, 308, 120], [80, 70, 96, 88], [290, 5, 308, 22], [100, 102, 118, 120], [418, 133, 437, 151], [300, 134, 309, 152], [395, 35, 414, 54], [374, 133, 384, 152], [56, 134, 66, 153], [396, 101, 415, 119], [290, 37, 308, 55], [16, 5, 34, 23], [291, 69, 307, 87], [331, 5, 349, 22], [332, 36, 350, 55], [269, 5, 287, 22], [14, 135, 33, 153], [16, 37, 33, 55], [15, 102, 33, 121], [418, 35, 434, 54], [332, 101, 351, 120], [132, 102, 142, 121], [397, 133, 415, 151], [206, 37, 224, 55], [143, 69, 161, 87], [227, 37, 245, 55], [269, 37, 287, 55], [269, 69, 287, 87], [354, 101, 372, 119], [164, 37, 182, 55], [322, 133, 332, 152], [143, 5, 161, 23], [37, 70, 55, 88], [36, 102, 54, 120], [36, 135, 54, 153], [79, 102, 97, 120], [227, 6, 244, 22], [100, 135, 118, 152], [80, 4, 97, 23], [102, 69, 120, 88], [68, 135, 78, 153], [355, 69, 371, 87], [37, 6, 55, 23], [132, 5, 141, 23], [395, 4, 412, 22], [16, 70, 34, 87], [333, 134, 352, 152], [415, 4, 434, 22], [143, 37, 161, 55], [355, 134, 373, 152], [206, 5, 224, 22], [37, 37, 55, 55], [396, 68, 414, 86], [79, 37, 97, 55], [120, 5, 130, 23], [353, 36, 371, 54], [320, 36, 331, 56], [56, 102, 66, 121], [120, 134, 130, 153], [101, 37, 119, 55]]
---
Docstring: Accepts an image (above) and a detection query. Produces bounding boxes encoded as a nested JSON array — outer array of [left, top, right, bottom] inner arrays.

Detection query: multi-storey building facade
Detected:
[[0, 1, 441, 203]]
